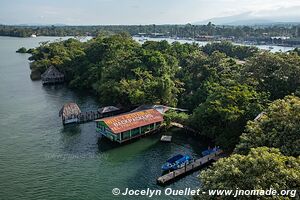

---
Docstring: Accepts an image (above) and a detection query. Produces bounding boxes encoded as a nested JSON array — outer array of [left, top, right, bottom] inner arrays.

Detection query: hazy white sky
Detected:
[[0, 0, 300, 25]]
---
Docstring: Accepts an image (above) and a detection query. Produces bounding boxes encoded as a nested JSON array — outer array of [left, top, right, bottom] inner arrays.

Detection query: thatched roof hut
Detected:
[[59, 103, 81, 124], [41, 66, 64, 84]]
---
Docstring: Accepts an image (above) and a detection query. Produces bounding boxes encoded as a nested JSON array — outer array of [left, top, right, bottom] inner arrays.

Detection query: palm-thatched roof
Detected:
[[98, 106, 120, 114], [59, 103, 81, 118], [41, 66, 64, 79]]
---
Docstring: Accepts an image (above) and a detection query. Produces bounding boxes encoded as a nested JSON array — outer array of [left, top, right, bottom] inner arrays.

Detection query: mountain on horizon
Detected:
[[2, 23, 68, 26], [195, 7, 300, 25]]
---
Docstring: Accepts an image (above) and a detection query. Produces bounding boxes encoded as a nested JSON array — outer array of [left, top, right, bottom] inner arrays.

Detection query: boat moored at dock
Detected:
[[162, 154, 193, 172]]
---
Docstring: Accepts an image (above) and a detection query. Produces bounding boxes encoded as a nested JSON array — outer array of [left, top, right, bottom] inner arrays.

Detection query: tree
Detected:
[[202, 41, 258, 60], [196, 147, 300, 200], [177, 50, 243, 110], [189, 81, 268, 150], [235, 95, 300, 157], [163, 110, 189, 127], [242, 52, 300, 100]]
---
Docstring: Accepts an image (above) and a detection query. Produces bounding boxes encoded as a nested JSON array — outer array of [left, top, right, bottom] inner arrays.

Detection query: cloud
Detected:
[[1, 0, 300, 25]]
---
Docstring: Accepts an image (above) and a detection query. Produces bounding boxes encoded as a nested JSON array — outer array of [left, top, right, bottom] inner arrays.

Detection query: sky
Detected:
[[0, 0, 300, 25]]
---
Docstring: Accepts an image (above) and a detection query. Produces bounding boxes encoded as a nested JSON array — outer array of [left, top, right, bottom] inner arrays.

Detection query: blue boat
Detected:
[[202, 146, 220, 156], [162, 154, 183, 171], [162, 154, 192, 171]]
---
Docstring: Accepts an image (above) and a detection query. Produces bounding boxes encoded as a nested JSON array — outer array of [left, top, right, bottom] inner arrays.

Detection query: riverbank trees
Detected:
[[189, 82, 268, 149], [235, 96, 300, 157], [195, 96, 300, 199], [241, 52, 300, 100], [196, 147, 300, 200]]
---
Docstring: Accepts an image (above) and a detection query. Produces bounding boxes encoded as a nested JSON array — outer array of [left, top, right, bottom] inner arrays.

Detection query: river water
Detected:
[[0, 36, 210, 200], [132, 36, 295, 53]]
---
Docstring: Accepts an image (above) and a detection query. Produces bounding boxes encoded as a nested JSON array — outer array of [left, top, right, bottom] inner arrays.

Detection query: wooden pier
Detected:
[[170, 122, 197, 133], [77, 111, 103, 123], [61, 110, 113, 125], [59, 103, 122, 125], [157, 150, 223, 185]]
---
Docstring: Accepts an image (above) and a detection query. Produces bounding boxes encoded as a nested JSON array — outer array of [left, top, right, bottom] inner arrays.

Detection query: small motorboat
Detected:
[[162, 154, 192, 171], [202, 146, 220, 156], [162, 154, 183, 171], [172, 155, 192, 170]]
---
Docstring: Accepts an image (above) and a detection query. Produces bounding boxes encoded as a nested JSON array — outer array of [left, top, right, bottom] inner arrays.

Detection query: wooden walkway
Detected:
[[77, 111, 103, 123], [62, 110, 123, 125], [170, 122, 197, 133], [62, 111, 103, 125], [157, 150, 223, 185]]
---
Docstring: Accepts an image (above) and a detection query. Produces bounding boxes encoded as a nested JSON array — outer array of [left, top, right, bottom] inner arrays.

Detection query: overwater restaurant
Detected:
[[95, 109, 164, 143]]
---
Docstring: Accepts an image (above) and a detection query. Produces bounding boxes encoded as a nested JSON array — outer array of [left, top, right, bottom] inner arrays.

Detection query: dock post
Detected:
[[173, 171, 175, 178]]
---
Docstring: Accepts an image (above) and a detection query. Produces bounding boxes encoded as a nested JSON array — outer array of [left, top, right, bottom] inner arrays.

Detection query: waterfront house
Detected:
[[59, 103, 81, 125], [95, 109, 164, 143], [41, 66, 64, 85]]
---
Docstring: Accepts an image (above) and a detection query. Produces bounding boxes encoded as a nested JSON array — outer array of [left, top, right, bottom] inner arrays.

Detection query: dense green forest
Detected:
[[2, 23, 300, 45], [27, 34, 300, 199]]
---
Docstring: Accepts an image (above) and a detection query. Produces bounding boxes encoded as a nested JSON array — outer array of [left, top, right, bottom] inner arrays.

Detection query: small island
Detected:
[[16, 47, 34, 54], [16, 47, 27, 53]]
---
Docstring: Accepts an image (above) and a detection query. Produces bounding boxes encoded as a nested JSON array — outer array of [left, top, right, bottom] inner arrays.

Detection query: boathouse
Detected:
[[59, 103, 81, 125], [95, 109, 164, 143], [41, 66, 64, 84]]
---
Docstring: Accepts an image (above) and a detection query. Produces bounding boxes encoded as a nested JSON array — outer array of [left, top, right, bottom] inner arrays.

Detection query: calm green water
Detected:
[[0, 36, 208, 200]]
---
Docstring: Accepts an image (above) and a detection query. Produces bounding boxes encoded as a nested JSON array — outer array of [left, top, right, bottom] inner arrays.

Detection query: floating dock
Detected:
[[160, 135, 172, 142], [157, 150, 223, 185]]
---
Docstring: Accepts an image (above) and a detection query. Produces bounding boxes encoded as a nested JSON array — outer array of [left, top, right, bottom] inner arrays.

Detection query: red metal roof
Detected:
[[97, 109, 164, 134]]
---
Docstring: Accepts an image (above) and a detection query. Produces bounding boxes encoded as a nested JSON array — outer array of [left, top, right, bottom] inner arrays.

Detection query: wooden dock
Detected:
[[170, 122, 197, 133], [160, 135, 172, 142], [60, 103, 123, 125], [157, 150, 223, 185], [77, 111, 103, 123]]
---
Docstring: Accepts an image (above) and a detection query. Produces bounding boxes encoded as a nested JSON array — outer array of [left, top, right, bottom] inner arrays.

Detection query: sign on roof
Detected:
[[99, 109, 164, 134]]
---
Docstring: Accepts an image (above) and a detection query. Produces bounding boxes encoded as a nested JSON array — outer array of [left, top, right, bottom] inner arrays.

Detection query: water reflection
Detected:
[[61, 124, 81, 136]]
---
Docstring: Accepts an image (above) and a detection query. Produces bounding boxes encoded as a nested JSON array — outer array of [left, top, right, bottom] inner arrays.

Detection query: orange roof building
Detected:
[[95, 109, 164, 143]]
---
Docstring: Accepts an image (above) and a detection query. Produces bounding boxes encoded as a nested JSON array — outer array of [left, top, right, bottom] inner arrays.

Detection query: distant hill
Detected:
[[6, 23, 68, 27], [195, 7, 300, 26]]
